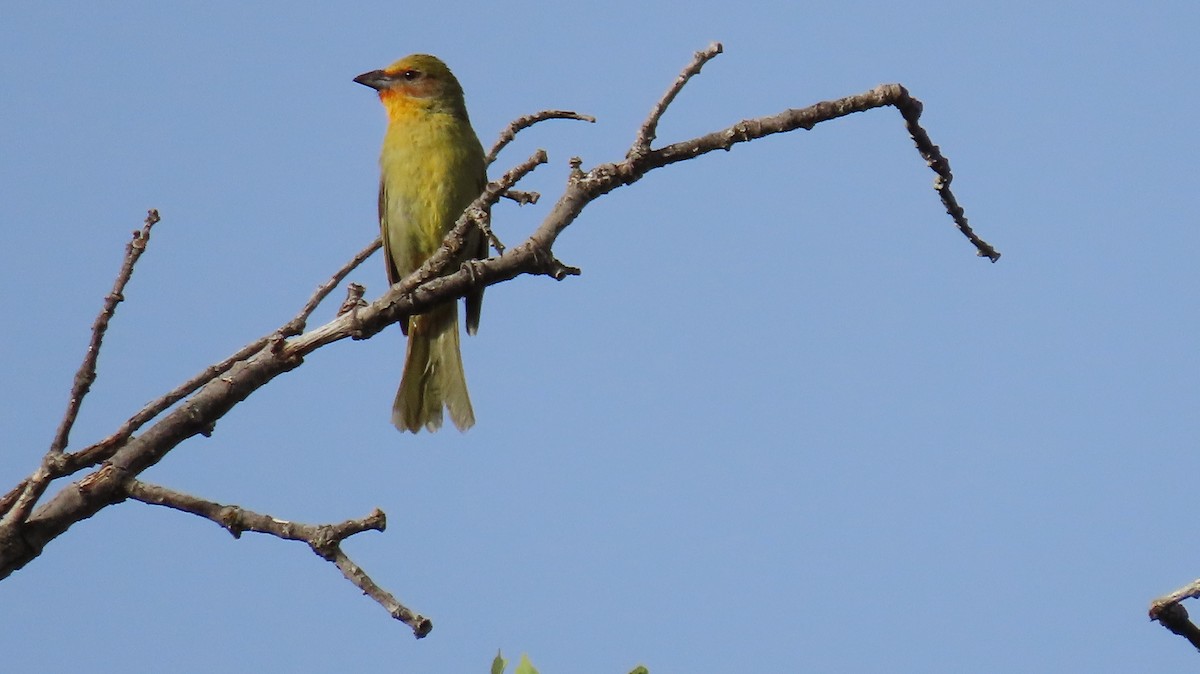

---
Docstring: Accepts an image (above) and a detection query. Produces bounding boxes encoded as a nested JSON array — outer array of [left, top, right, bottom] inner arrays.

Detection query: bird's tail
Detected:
[[393, 303, 474, 433]]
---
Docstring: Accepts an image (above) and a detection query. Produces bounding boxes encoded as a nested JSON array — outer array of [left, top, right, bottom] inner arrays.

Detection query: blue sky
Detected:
[[2, 1, 1198, 671]]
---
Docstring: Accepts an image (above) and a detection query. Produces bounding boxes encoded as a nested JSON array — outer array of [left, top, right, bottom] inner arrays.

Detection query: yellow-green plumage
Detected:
[[355, 54, 487, 433]]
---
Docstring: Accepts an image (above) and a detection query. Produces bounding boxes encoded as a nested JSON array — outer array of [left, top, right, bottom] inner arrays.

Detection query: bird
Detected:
[[354, 54, 487, 433]]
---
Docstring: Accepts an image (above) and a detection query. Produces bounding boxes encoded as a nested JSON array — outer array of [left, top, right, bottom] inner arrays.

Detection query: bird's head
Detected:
[[354, 54, 469, 119]]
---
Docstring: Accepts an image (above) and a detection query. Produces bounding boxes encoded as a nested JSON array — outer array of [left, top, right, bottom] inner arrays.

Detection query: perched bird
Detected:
[[354, 54, 487, 433]]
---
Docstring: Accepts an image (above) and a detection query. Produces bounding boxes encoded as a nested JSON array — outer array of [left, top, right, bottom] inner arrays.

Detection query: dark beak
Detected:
[[353, 69, 391, 91]]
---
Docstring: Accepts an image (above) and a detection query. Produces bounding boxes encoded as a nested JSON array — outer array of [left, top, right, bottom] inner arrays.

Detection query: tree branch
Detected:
[[0, 211, 161, 532], [282, 236, 383, 337], [0, 236, 387, 524], [501, 189, 539, 206], [485, 109, 595, 167], [124, 480, 432, 638], [630, 42, 724, 158], [52, 209, 161, 455], [640, 83, 998, 260], [0, 44, 998, 638]]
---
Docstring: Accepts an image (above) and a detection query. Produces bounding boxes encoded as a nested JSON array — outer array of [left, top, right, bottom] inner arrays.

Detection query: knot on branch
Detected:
[[217, 506, 247, 538], [568, 157, 585, 183], [526, 245, 581, 280], [337, 282, 368, 317], [43, 452, 69, 475], [309, 525, 340, 560]]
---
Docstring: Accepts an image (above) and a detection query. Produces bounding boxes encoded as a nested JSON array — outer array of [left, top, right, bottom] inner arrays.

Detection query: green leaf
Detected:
[[490, 650, 507, 674], [513, 653, 540, 674], [627, 667, 650, 674]]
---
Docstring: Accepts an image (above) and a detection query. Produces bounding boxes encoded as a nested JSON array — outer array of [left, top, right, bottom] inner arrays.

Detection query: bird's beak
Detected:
[[353, 69, 391, 91]]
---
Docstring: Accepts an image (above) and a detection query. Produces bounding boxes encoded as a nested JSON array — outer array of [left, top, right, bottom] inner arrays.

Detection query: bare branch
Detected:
[[2, 239, 386, 499], [486, 110, 595, 167], [0, 480, 28, 521], [636, 84, 999, 260], [466, 149, 547, 259], [891, 92, 999, 261], [326, 545, 432, 637], [0, 211, 162, 529], [66, 338, 268, 469], [0, 146, 555, 579], [282, 237, 383, 336], [0, 466, 54, 532], [630, 41, 724, 158], [0, 46, 997, 627], [124, 479, 432, 638], [501, 189, 539, 205], [51, 209, 160, 454], [49, 240, 382, 480]]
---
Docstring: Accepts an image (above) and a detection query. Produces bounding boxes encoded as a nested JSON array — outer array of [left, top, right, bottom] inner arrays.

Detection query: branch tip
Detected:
[[631, 41, 725, 157], [50, 210, 162, 455], [412, 616, 433, 638], [502, 189, 539, 205], [337, 282, 368, 317], [1150, 580, 1200, 651], [486, 110, 595, 166]]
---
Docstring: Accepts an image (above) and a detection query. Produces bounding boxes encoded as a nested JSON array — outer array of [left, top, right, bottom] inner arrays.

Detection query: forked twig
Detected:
[[125, 479, 432, 638]]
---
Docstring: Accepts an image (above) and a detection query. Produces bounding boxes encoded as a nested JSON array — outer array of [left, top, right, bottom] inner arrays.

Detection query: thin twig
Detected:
[[630, 42, 724, 158], [282, 237, 383, 336], [54, 239, 383, 476], [0, 211, 161, 527], [501, 189, 540, 205], [485, 110, 595, 167], [125, 479, 432, 638], [326, 545, 432, 637], [891, 90, 1000, 261], [65, 337, 271, 470], [0, 479, 28, 520], [481, 212, 505, 255], [51, 209, 160, 454], [0, 465, 54, 532], [641, 83, 999, 260]]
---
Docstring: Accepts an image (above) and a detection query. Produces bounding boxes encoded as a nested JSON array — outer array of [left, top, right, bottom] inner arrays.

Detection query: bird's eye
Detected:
[[401, 69, 421, 81]]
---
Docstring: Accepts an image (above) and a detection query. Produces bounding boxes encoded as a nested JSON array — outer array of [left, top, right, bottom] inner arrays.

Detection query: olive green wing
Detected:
[[379, 180, 410, 336]]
